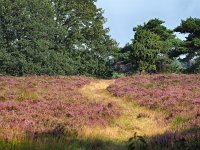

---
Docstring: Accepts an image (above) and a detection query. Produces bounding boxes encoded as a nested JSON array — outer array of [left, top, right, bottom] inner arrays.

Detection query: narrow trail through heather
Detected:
[[80, 80, 168, 142]]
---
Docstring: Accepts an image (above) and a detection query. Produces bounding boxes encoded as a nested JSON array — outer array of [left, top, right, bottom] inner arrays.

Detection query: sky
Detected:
[[96, 0, 200, 47]]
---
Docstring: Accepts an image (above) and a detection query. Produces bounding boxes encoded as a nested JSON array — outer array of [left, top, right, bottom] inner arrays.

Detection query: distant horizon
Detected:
[[96, 0, 200, 47]]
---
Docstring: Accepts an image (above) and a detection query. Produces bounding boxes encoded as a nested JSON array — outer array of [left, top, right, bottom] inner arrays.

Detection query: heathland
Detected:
[[1, 1, 200, 149], [0, 75, 199, 150]]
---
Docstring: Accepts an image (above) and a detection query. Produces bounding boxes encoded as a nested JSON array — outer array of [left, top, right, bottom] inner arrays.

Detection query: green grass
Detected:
[[171, 116, 189, 129], [0, 139, 76, 150], [17, 90, 39, 101], [0, 137, 126, 150]]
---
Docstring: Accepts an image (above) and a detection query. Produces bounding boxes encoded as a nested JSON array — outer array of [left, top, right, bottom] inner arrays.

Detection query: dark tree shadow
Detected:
[[127, 127, 200, 150]]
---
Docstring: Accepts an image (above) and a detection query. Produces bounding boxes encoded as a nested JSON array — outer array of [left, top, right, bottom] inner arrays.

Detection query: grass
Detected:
[[0, 137, 126, 150], [80, 80, 168, 142], [0, 138, 76, 150], [171, 116, 190, 129], [17, 89, 39, 101]]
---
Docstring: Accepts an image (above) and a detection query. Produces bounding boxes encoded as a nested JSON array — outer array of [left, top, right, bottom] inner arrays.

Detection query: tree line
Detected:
[[0, 0, 118, 77], [0, 0, 200, 77], [118, 18, 200, 74]]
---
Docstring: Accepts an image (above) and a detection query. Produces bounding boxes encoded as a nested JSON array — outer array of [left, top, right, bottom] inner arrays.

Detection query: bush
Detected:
[[112, 72, 125, 79]]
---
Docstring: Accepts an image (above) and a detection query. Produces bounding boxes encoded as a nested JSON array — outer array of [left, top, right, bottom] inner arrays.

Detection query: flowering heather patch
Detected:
[[108, 74, 200, 128], [0, 100, 117, 140], [0, 76, 92, 101], [0, 76, 119, 141]]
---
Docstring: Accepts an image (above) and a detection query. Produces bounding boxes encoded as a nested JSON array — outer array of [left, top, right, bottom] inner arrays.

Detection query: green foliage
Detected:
[[189, 59, 200, 73], [112, 72, 125, 79], [130, 28, 162, 73], [167, 59, 183, 73], [118, 44, 132, 62], [156, 56, 182, 73], [128, 132, 148, 150], [174, 17, 200, 73], [171, 116, 189, 129], [141, 18, 175, 42], [0, 0, 118, 77], [126, 18, 181, 73]]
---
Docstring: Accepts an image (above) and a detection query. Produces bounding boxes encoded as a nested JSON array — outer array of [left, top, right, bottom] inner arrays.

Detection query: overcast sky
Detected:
[[96, 0, 200, 47]]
